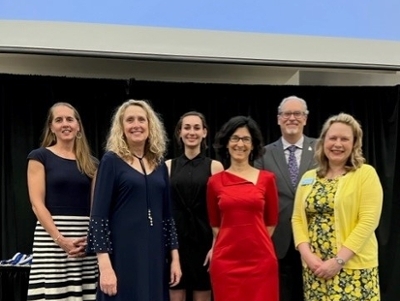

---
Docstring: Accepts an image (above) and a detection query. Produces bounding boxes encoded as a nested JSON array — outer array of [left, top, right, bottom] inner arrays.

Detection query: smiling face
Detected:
[[122, 104, 149, 146], [277, 98, 308, 141], [323, 122, 354, 167], [179, 115, 207, 150], [227, 126, 253, 163], [50, 105, 80, 143]]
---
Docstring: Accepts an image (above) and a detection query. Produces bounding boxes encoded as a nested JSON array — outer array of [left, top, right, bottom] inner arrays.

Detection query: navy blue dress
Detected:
[[27, 147, 98, 300], [87, 151, 178, 301]]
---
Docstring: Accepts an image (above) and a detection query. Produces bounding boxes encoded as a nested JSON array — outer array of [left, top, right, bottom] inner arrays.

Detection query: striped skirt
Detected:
[[27, 215, 98, 301]]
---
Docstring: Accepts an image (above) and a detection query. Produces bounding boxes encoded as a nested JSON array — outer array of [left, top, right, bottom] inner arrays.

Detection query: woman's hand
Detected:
[[314, 258, 342, 279], [99, 267, 117, 296], [203, 249, 213, 271], [56, 236, 87, 258], [169, 258, 182, 287], [69, 236, 87, 258], [73, 236, 87, 247], [302, 252, 323, 273]]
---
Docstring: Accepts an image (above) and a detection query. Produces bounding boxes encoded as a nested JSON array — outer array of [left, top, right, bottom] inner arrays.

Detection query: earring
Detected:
[[76, 132, 82, 139]]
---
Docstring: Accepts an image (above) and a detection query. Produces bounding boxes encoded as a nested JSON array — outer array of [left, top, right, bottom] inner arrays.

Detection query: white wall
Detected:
[[0, 53, 399, 86], [2, 20, 400, 70], [299, 70, 400, 86], [0, 21, 399, 86]]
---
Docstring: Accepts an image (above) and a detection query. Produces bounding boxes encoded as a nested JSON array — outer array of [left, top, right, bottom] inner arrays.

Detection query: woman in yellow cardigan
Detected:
[[292, 113, 383, 301]]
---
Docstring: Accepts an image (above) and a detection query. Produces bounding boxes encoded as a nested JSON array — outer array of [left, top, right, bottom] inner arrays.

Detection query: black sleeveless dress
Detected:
[[170, 153, 213, 291]]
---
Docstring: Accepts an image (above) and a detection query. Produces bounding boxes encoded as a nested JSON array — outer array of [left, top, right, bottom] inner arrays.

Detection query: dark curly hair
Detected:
[[213, 116, 264, 169]]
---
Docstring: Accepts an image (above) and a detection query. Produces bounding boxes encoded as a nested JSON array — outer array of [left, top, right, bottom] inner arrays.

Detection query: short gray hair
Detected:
[[277, 95, 309, 115]]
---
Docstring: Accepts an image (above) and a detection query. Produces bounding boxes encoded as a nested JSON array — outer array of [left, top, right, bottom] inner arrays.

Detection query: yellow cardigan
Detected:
[[292, 164, 383, 269]]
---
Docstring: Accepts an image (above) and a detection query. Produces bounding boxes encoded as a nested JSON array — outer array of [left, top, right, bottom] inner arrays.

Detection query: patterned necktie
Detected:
[[288, 145, 299, 187]]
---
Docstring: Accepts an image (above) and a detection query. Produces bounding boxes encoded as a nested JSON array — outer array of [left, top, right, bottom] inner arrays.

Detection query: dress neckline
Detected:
[[44, 147, 76, 161], [320, 173, 345, 182]]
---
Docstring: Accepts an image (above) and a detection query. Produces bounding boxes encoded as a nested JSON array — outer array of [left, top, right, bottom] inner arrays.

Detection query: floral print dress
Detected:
[[304, 177, 380, 301]]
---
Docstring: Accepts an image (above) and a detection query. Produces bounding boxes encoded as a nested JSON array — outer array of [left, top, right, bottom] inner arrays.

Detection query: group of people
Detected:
[[25, 96, 383, 301]]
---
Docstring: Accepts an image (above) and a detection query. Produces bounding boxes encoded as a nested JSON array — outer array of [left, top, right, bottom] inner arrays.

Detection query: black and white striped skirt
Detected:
[[27, 215, 98, 301]]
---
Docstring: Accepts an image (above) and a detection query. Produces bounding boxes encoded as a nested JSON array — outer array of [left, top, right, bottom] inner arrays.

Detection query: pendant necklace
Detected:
[[133, 154, 153, 226]]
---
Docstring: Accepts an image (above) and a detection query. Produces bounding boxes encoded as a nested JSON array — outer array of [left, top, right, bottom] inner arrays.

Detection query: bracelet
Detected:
[[54, 234, 61, 242]]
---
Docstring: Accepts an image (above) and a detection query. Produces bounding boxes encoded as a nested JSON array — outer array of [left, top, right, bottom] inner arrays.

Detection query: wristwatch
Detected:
[[335, 257, 346, 266]]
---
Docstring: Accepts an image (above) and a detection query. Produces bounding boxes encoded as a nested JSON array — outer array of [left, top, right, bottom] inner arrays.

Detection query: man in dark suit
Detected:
[[254, 96, 316, 301]]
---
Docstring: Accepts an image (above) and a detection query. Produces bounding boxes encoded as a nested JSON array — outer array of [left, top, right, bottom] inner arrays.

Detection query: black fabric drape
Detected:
[[1, 74, 400, 300], [0, 266, 30, 301]]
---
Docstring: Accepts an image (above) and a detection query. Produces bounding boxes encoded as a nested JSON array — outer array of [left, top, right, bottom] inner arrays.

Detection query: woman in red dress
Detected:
[[207, 115, 279, 301]]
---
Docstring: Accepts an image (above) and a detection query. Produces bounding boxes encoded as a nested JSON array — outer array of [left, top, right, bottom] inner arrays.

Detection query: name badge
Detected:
[[301, 178, 314, 186]]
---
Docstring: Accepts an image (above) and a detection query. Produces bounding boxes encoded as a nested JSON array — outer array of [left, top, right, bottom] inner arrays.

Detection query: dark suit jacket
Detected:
[[254, 136, 316, 259]]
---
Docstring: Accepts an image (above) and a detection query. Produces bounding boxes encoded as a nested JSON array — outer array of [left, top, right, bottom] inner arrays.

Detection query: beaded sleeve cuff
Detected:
[[87, 216, 113, 253], [163, 218, 179, 250]]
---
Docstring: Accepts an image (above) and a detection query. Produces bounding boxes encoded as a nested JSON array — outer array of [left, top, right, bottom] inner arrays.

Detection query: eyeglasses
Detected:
[[229, 135, 252, 144], [278, 111, 306, 119]]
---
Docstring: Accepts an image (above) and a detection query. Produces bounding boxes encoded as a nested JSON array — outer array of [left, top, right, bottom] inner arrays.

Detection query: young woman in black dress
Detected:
[[166, 111, 224, 301]]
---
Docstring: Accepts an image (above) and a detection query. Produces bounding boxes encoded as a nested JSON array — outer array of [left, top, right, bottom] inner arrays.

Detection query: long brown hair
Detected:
[[174, 111, 208, 151], [41, 102, 97, 178]]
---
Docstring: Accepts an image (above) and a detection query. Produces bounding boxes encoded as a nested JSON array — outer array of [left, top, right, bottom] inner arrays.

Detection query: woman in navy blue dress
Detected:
[[27, 102, 98, 300], [87, 99, 182, 301]]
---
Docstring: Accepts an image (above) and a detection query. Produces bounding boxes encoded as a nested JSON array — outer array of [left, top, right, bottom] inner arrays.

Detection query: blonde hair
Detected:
[[105, 99, 168, 167], [41, 102, 97, 178], [315, 112, 365, 177]]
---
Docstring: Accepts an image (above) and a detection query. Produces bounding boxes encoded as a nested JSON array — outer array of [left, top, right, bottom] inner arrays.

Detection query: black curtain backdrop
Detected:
[[1, 74, 399, 300]]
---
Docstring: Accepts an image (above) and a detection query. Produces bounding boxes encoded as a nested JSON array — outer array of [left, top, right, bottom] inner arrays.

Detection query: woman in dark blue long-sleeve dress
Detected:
[[87, 99, 182, 301]]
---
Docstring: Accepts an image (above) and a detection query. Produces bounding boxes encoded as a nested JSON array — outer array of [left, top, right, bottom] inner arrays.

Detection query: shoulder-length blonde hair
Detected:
[[315, 112, 365, 177], [105, 99, 168, 167], [41, 102, 97, 178]]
